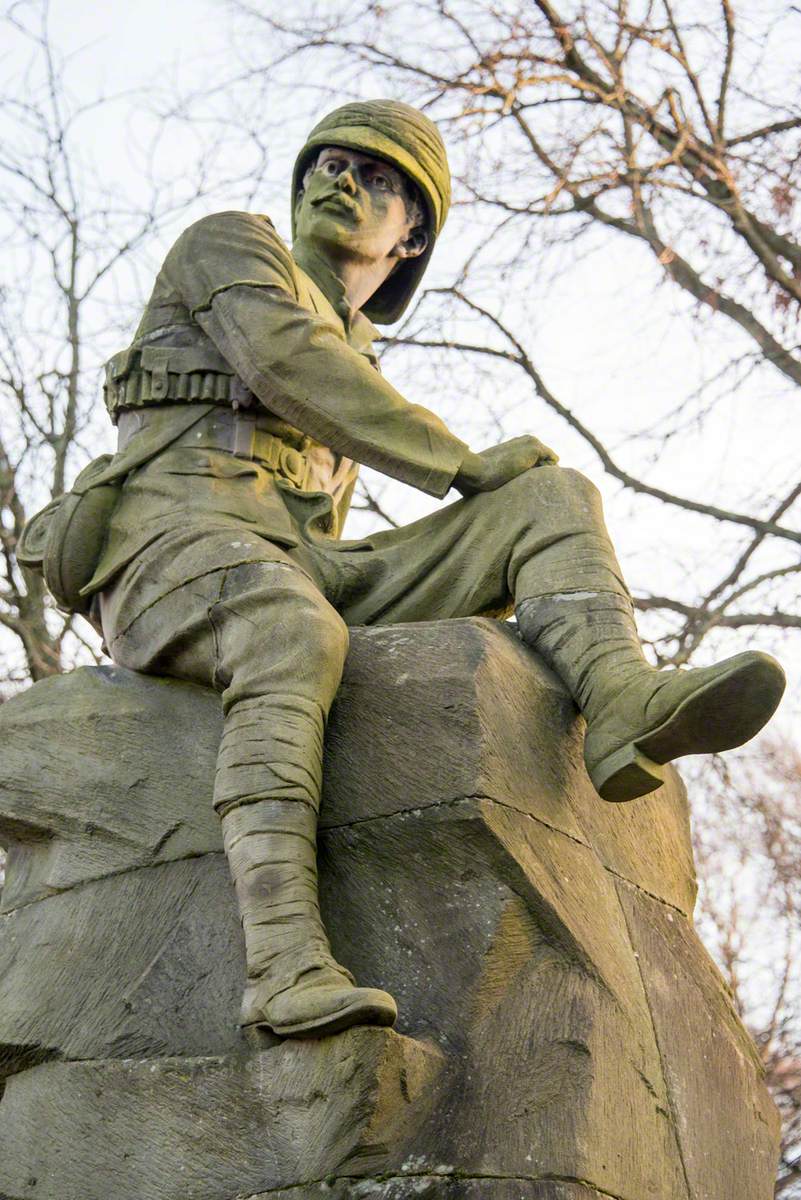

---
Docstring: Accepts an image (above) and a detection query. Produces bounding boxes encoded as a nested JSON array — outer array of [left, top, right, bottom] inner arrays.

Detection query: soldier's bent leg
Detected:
[[102, 557, 396, 1037], [209, 563, 396, 1036]]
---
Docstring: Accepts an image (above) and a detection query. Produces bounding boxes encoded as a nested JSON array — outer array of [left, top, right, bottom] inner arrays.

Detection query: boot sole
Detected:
[[590, 652, 785, 803], [245, 997, 397, 1039]]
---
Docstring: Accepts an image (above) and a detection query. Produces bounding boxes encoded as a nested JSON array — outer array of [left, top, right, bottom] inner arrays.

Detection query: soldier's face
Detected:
[[295, 146, 426, 265]]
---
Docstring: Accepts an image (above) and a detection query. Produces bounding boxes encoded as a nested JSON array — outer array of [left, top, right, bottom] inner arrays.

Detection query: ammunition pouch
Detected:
[[17, 457, 122, 615], [104, 343, 255, 418]]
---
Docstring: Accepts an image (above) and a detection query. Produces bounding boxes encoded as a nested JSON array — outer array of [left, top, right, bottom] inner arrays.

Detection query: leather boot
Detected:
[[516, 592, 785, 802], [221, 797, 397, 1037]]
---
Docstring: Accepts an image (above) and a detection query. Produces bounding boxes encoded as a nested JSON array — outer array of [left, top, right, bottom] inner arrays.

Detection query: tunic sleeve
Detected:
[[164, 211, 468, 498]]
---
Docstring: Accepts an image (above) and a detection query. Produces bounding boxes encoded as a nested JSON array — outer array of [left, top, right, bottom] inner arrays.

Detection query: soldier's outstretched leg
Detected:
[[102, 552, 396, 1037], [322, 465, 785, 805]]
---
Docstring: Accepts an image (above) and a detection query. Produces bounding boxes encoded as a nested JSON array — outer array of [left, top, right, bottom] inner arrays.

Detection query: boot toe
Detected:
[[243, 979, 397, 1038], [585, 650, 786, 803], [638, 650, 785, 760]]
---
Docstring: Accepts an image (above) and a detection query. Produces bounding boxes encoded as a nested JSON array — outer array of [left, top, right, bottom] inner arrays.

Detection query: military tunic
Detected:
[[87, 210, 470, 598]]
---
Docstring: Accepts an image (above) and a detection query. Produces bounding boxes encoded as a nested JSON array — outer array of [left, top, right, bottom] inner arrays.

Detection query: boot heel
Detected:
[[589, 742, 666, 803]]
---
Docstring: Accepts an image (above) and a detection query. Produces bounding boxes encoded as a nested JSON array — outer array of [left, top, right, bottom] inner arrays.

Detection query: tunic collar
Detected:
[[291, 244, 350, 325], [292, 248, 380, 355]]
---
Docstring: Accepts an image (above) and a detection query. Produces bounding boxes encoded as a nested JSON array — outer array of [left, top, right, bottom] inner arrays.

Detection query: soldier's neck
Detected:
[[293, 239, 394, 325]]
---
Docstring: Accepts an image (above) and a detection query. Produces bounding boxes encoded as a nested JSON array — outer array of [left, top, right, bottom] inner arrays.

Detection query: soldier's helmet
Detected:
[[292, 99, 451, 324]]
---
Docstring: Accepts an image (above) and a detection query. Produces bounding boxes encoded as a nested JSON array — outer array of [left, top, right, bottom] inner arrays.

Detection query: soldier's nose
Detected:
[[336, 169, 358, 195]]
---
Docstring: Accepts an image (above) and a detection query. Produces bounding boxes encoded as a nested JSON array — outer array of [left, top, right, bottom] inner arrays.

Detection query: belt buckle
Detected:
[[279, 445, 306, 487]]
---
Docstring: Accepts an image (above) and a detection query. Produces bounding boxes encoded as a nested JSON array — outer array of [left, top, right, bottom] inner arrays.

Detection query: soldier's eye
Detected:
[[322, 160, 341, 176], [372, 173, 391, 190]]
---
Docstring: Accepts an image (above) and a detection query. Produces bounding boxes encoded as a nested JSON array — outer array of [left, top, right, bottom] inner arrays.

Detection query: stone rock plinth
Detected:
[[0, 618, 780, 1199]]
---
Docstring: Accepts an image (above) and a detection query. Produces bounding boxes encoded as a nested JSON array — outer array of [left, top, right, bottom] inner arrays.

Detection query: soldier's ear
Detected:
[[294, 182, 309, 211], [294, 162, 317, 212], [393, 227, 428, 260]]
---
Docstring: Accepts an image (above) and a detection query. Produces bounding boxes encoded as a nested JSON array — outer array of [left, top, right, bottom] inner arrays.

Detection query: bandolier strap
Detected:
[[104, 344, 255, 419]]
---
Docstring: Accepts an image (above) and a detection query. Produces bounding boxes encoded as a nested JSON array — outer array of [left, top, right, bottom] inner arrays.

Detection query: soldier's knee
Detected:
[[300, 598, 349, 674], [556, 466, 602, 502], [495, 465, 603, 529], [210, 562, 348, 696], [504, 464, 600, 502], [270, 595, 348, 708], [253, 578, 348, 672]]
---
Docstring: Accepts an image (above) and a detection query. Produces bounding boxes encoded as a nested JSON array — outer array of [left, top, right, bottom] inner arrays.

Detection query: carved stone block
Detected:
[[0, 1030, 442, 1200], [0, 619, 779, 1199]]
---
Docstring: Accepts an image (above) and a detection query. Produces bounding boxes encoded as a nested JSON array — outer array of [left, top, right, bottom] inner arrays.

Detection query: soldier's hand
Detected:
[[454, 436, 559, 496]]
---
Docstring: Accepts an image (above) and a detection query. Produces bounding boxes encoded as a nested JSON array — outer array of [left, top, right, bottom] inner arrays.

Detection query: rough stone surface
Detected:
[[617, 881, 780, 1199], [0, 1030, 441, 1200], [0, 618, 780, 1199], [320, 798, 688, 1198], [0, 665, 222, 912], [251, 1183, 611, 1199], [321, 623, 698, 918], [0, 855, 245, 1074]]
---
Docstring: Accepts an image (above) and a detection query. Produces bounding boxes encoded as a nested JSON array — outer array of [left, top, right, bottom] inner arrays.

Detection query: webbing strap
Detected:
[[117, 407, 310, 488]]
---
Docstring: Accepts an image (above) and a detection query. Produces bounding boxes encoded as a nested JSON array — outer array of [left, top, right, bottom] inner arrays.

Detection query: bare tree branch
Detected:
[[385, 289, 801, 546]]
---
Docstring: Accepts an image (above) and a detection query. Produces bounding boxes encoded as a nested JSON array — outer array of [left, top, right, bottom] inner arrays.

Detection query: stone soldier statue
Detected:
[[59, 101, 783, 1039]]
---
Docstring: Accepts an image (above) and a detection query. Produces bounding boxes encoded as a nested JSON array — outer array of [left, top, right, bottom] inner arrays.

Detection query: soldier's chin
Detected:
[[309, 209, 361, 242], [315, 220, 376, 256]]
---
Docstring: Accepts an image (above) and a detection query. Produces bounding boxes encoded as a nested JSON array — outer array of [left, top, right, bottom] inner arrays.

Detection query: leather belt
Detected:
[[117, 406, 311, 489]]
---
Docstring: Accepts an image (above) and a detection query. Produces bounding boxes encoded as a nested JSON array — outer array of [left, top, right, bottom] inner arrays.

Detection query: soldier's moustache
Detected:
[[311, 191, 360, 214]]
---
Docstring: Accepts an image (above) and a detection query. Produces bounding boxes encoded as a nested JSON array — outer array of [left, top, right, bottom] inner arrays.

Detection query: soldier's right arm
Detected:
[[164, 211, 470, 499]]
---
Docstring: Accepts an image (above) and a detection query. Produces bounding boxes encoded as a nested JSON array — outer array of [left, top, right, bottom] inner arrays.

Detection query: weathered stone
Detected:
[[0, 1029, 442, 1200], [617, 880, 781, 1199], [0, 665, 222, 912], [320, 798, 687, 1198], [0, 619, 779, 1198], [321, 621, 586, 838], [251, 1181, 610, 1199], [322, 622, 697, 917], [0, 855, 245, 1073], [0, 620, 696, 917]]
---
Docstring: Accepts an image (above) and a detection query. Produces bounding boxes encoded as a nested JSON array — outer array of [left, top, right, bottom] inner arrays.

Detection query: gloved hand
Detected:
[[454, 435, 559, 496]]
